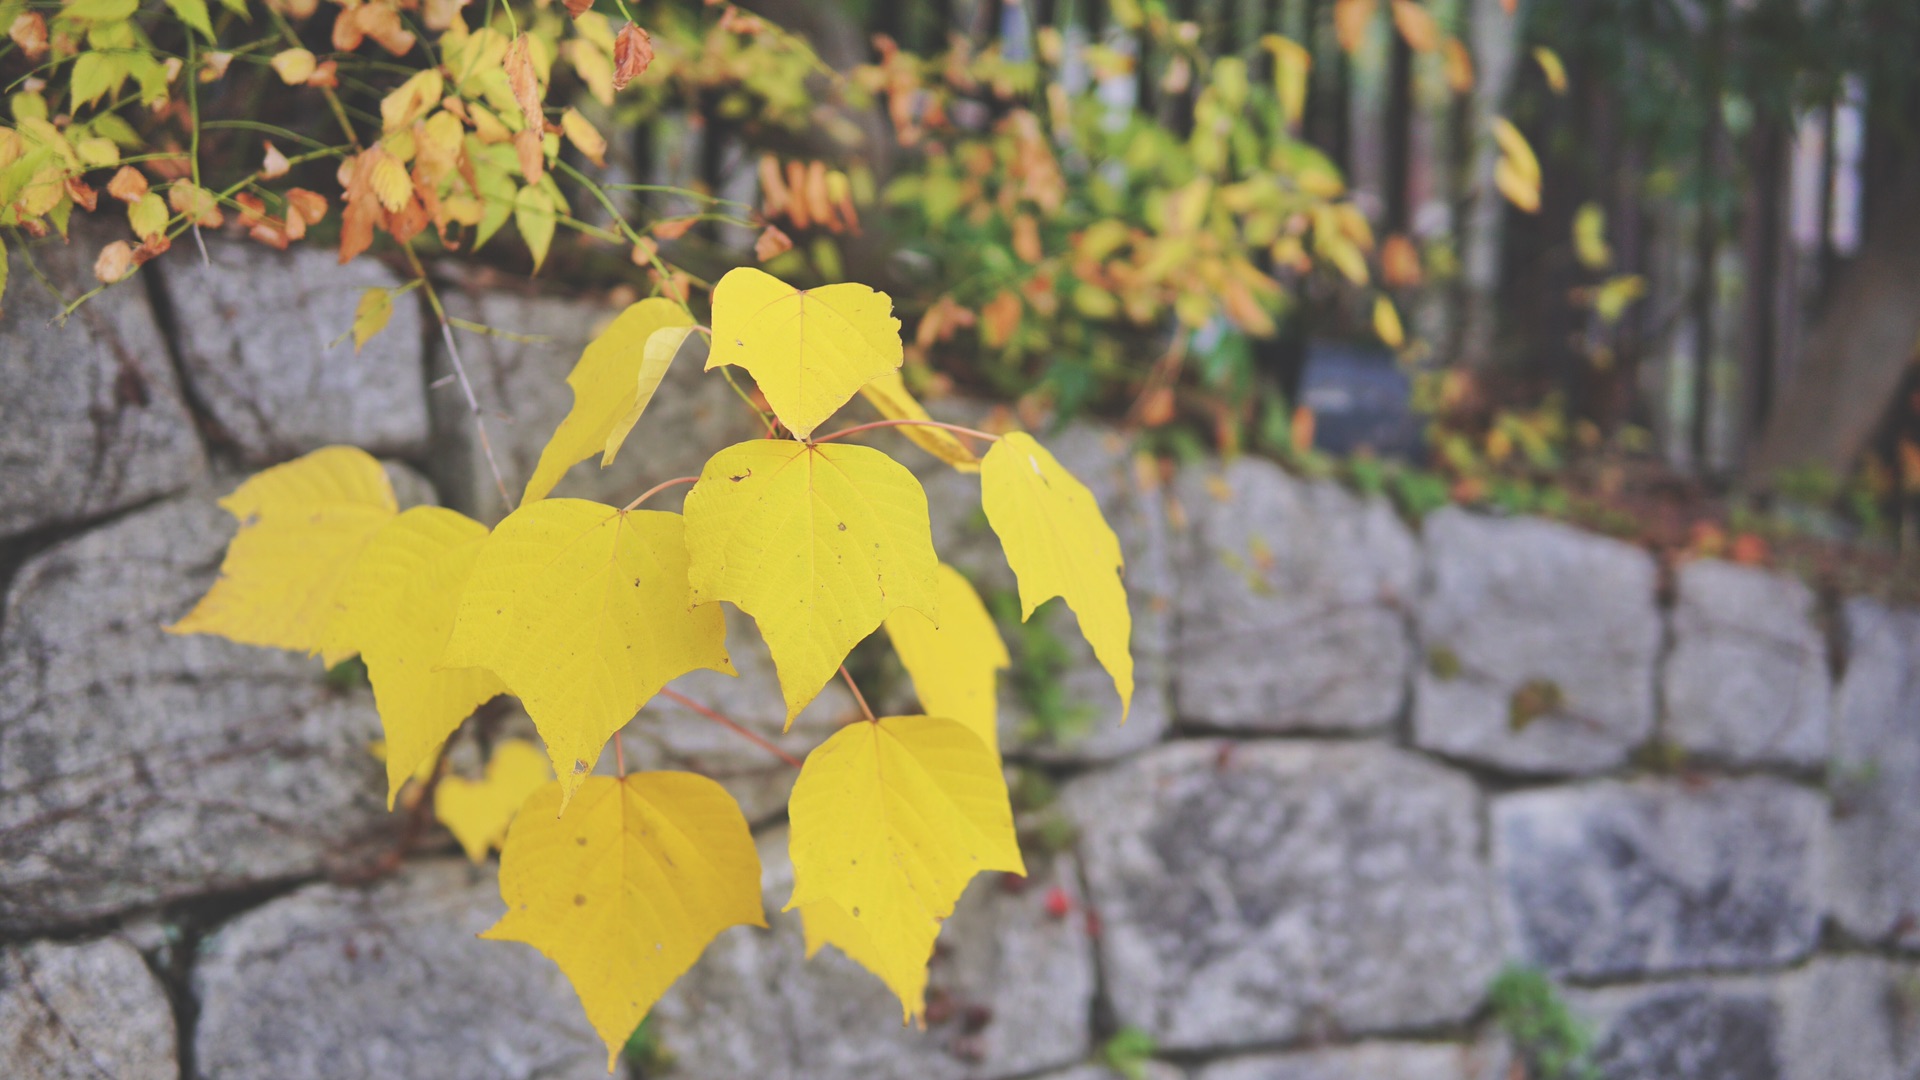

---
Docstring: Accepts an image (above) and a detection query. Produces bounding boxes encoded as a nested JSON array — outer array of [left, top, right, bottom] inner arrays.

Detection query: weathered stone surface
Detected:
[[1571, 960, 1920, 1080], [430, 289, 759, 519], [1062, 740, 1499, 1051], [652, 826, 1095, 1079], [1776, 957, 1920, 1080], [1414, 508, 1661, 774], [917, 421, 1172, 762], [0, 936, 178, 1080], [1194, 1042, 1502, 1080], [1035, 1064, 1185, 1080], [1491, 777, 1825, 979], [1663, 559, 1830, 767], [0, 235, 206, 538], [158, 241, 429, 465], [1573, 979, 1786, 1080], [1171, 456, 1417, 733], [1830, 598, 1920, 948], [0, 490, 390, 932], [619, 607, 861, 824], [193, 859, 604, 1080]]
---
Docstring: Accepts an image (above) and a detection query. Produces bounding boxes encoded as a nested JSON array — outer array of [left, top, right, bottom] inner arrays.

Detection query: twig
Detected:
[[813, 417, 1002, 445], [840, 665, 876, 723], [623, 476, 699, 511], [402, 247, 517, 515], [658, 688, 804, 768]]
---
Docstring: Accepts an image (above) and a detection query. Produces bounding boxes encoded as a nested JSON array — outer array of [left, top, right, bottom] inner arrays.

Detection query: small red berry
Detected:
[[1043, 885, 1072, 919]]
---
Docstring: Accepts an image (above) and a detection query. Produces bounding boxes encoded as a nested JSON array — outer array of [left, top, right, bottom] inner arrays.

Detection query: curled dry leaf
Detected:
[[504, 33, 544, 133], [107, 165, 148, 203], [199, 51, 233, 83], [9, 12, 48, 60], [651, 216, 695, 240], [306, 59, 339, 89], [260, 140, 290, 179], [754, 224, 793, 262], [286, 187, 328, 226], [64, 177, 97, 212], [93, 241, 134, 285], [611, 22, 653, 92], [563, 0, 592, 16], [758, 154, 789, 217]]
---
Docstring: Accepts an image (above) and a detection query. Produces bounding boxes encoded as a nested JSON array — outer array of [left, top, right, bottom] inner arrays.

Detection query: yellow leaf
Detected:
[[683, 440, 937, 727], [520, 298, 696, 504], [1573, 201, 1611, 271], [168, 446, 397, 658], [1260, 34, 1311, 128], [485, 773, 765, 1068], [1373, 295, 1405, 349], [855, 371, 981, 472], [1391, 0, 1438, 52], [270, 47, 315, 85], [784, 715, 1024, 1021], [441, 501, 733, 806], [380, 68, 443, 133], [603, 325, 697, 467], [884, 564, 1009, 756], [433, 739, 550, 862], [328, 506, 506, 806], [706, 267, 903, 439], [799, 898, 907, 1003], [514, 184, 556, 271], [1533, 46, 1568, 94], [353, 287, 393, 352], [1495, 157, 1541, 214], [559, 107, 606, 167], [1592, 273, 1646, 325], [980, 433, 1133, 719]]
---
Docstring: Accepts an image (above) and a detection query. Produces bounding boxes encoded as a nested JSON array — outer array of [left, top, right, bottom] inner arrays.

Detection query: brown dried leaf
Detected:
[[286, 187, 329, 226], [64, 177, 98, 213], [758, 154, 789, 217], [94, 241, 134, 284], [612, 23, 654, 92], [513, 127, 545, 185], [260, 140, 290, 179], [753, 225, 793, 262], [107, 166, 148, 204], [505, 34, 544, 133], [167, 182, 224, 228], [650, 216, 694, 240], [563, 0, 592, 16], [10, 12, 48, 60]]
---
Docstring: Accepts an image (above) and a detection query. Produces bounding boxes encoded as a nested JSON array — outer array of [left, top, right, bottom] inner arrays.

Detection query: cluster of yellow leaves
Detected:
[[171, 268, 1134, 1064]]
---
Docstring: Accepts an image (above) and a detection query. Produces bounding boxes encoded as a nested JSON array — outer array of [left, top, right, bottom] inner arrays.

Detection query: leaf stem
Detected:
[[622, 476, 699, 512], [840, 665, 876, 723], [812, 417, 1002, 446], [658, 688, 804, 768], [614, 736, 626, 778]]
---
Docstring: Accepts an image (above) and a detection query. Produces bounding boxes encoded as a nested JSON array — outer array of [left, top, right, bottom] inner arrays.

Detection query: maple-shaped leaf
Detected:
[[521, 298, 695, 504], [327, 506, 506, 805], [441, 501, 733, 806], [980, 433, 1134, 719], [706, 267, 903, 440], [884, 564, 1009, 756], [485, 773, 765, 1068], [434, 738, 550, 862], [169, 446, 396, 660], [683, 440, 937, 726], [785, 715, 1025, 1021], [856, 371, 981, 472]]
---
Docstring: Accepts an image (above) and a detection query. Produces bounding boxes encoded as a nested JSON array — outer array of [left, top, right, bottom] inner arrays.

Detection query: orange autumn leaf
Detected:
[[612, 22, 654, 91]]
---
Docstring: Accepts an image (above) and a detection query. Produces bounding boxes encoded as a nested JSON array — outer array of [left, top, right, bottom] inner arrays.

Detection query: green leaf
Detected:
[[513, 184, 555, 272], [69, 52, 125, 110], [165, 0, 215, 40], [353, 288, 394, 352], [60, 0, 139, 21], [217, 0, 249, 15], [123, 53, 170, 105], [86, 113, 140, 147]]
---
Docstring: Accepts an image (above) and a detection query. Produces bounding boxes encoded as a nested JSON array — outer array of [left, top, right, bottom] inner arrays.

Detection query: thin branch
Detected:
[[840, 665, 876, 723], [622, 476, 698, 511], [813, 417, 1002, 446], [402, 247, 517, 515], [658, 688, 804, 768]]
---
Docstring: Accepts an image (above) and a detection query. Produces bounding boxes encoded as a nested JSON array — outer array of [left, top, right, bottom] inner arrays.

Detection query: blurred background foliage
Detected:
[[5, 0, 1920, 579]]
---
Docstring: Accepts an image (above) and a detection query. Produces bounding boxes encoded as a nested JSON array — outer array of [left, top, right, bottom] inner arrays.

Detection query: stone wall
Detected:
[[3, 240, 1917, 1080]]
